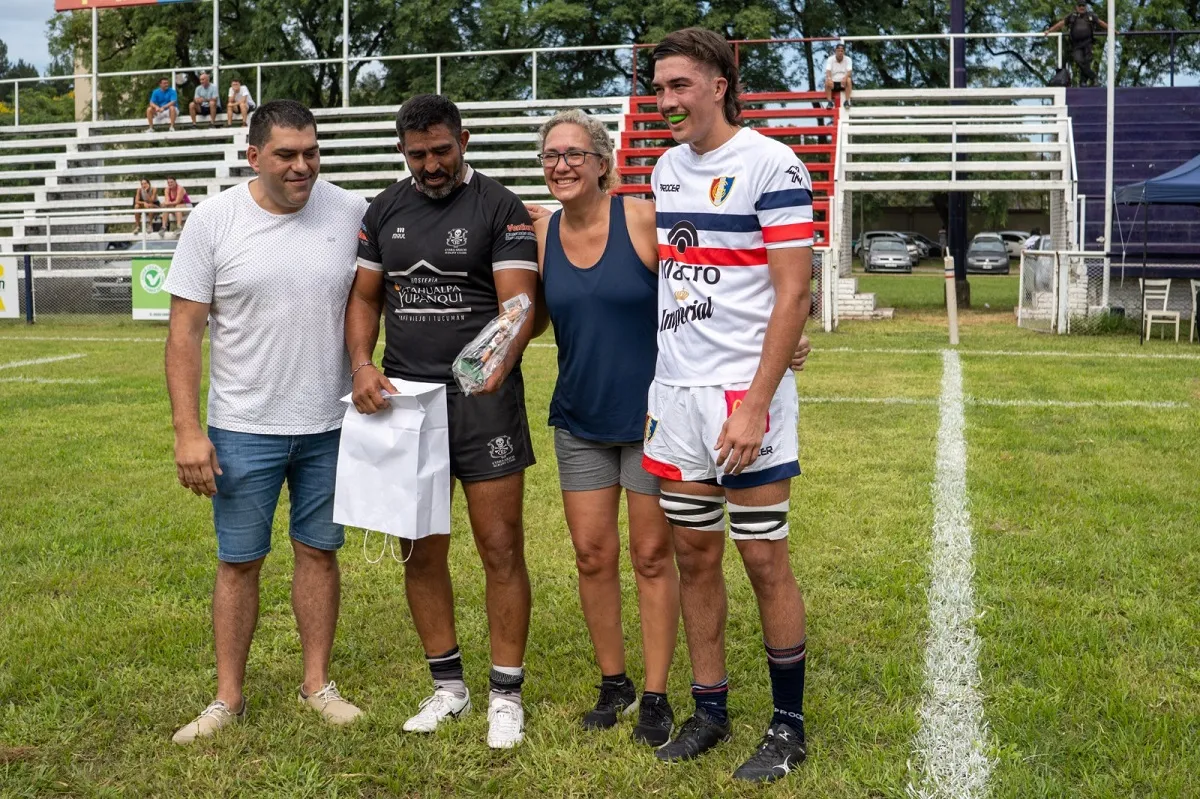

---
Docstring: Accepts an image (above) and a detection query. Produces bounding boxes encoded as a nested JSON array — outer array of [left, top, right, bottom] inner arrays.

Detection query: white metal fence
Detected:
[[1018, 250, 1124, 334]]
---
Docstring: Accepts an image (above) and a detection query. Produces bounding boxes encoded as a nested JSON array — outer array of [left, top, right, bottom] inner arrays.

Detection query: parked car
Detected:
[[855, 231, 920, 265], [902, 231, 942, 258], [862, 237, 913, 273], [998, 230, 1031, 258], [93, 239, 178, 303], [965, 236, 1011, 274]]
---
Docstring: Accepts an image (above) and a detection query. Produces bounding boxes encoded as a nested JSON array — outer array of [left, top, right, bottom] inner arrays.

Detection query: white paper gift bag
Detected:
[[333, 380, 451, 541]]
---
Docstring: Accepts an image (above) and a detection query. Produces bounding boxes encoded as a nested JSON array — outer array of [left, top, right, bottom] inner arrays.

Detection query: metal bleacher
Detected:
[[0, 97, 629, 256], [614, 92, 838, 246]]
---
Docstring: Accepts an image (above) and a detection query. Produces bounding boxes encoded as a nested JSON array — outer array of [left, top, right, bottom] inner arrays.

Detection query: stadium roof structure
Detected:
[[1115, 154, 1200, 206]]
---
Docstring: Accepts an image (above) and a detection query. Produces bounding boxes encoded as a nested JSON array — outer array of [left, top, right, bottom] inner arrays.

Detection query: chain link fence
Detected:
[[1017, 250, 1057, 333], [3, 247, 176, 322], [1017, 250, 1196, 336]]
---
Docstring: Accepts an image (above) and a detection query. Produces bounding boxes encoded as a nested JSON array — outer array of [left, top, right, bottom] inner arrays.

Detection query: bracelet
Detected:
[[351, 361, 375, 378]]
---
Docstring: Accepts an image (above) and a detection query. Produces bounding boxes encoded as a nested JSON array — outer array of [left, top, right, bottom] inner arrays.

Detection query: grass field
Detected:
[[2, 315, 1198, 798]]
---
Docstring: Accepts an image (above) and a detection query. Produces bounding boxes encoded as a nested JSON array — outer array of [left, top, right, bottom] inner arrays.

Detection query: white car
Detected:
[[92, 239, 178, 304], [998, 230, 1031, 259]]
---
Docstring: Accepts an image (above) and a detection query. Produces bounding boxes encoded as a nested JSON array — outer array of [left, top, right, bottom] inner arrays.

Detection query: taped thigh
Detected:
[[659, 491, 726, 532], [728, 499, 789, 541]]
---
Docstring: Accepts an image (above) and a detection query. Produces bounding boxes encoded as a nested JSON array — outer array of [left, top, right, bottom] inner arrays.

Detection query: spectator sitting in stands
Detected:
[[162, 177, 192, 237], [226, 79, 256, 126], [825, 42, 853, 110], [189, 72, 221, 126], [1044, 1, 1108, 87], [146, 77, 178, 132], [133, 178, 161, 234]]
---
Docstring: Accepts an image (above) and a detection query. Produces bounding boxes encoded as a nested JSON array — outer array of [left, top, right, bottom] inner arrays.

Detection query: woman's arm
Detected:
[[623, 196, 659, 274]]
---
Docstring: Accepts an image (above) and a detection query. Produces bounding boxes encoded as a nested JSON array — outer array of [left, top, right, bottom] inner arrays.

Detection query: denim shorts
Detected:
[[209, 426, 344, 563]]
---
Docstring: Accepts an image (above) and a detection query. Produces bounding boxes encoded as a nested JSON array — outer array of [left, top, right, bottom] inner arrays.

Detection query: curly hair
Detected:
[[537, 108, 617, 193]]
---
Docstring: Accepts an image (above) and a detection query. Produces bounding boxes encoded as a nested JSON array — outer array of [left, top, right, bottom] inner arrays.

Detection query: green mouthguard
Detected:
[[668, 114, 688, 124]]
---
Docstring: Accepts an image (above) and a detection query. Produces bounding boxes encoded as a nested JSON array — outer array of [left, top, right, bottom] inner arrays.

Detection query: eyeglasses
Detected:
[[536, 150, 602, 168]]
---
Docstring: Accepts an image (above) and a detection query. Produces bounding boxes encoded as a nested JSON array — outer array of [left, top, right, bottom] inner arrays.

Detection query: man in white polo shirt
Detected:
[[164, 99, 368, 743], [824, 42, 853, 109]]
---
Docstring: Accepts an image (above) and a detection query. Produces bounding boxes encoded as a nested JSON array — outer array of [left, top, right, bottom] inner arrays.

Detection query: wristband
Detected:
[[351, 361, 375, 378]]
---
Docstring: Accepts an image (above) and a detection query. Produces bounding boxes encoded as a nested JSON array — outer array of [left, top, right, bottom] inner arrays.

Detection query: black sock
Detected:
[[691, 677, 729, 726], [642, 691, 667, 702], [426, 646, 463, 682], [601, 672, 630, 686], [489, 665, 524, 697], [765, 638, 807, 734]]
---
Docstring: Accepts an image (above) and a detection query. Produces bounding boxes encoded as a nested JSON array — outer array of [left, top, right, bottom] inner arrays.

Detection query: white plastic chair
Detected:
[[1190, 279, 1199, 343], [1140, 278, 1180, 342]]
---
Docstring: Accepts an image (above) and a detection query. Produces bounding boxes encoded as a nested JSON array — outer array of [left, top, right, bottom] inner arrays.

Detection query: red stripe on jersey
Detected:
[[642, 455, 683, 481], [657, 243, 768, 267], [762, 222, 815, 244]]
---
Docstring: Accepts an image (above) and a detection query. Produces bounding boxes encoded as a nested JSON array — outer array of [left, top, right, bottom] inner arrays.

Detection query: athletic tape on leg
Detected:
[[659, 491, 727, 532], [728, 499, 789, 540]]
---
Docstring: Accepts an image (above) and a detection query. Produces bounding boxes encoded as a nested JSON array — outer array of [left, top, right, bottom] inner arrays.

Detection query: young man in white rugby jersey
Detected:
[[643, 27, 814, 783]]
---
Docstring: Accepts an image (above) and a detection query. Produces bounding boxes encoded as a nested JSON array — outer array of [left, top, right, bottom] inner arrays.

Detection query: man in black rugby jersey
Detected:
[[345, 94, 539, 750]]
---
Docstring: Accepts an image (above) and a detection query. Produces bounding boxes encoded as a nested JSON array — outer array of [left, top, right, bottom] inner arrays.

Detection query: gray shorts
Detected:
[[553, 428, 660, 495]]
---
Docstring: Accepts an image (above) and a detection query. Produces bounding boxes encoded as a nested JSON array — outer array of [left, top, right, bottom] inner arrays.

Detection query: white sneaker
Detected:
[[145, 126, 155, 133], [487, 695, 524, 749], [169, 125, 176, 132], [402, 688, 470, 733]]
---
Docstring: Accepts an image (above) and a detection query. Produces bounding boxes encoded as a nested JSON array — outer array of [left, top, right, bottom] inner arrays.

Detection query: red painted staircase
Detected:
[[613, 92, 839, 245]]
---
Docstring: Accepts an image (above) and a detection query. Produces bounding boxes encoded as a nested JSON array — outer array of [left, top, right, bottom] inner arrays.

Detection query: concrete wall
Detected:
[[866, 209, 1051, 240]]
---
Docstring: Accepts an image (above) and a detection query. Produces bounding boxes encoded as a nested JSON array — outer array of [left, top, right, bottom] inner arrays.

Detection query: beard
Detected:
[[414, 159, 465, 200]]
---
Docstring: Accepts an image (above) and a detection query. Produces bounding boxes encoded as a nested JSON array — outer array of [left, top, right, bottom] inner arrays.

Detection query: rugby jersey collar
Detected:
[[680, 125, 751, 163]]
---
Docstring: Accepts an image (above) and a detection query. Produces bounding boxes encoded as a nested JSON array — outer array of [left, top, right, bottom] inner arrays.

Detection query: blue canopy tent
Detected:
[[1114, 154, 1200, 343]]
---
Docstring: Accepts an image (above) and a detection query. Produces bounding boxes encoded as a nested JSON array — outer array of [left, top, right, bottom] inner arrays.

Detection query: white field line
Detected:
[[799, 396, 936, 406], [969, 397, 1187, 409], [0, 335, 165, 343], [0, 353, 87, 370], [819, 346, 1200, 361], [908, 350, 991, 799], [0, 377, 101, 384], [797, 395, 1190, 410]]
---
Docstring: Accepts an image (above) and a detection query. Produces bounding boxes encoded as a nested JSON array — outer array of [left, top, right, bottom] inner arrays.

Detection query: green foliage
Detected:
[[37, 0, 1196, 120], [0, 38, 74, 125]]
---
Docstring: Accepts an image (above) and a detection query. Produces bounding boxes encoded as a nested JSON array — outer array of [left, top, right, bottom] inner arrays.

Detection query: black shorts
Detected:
[[831, 80, 845, 92], [391, 369, 535, 483]]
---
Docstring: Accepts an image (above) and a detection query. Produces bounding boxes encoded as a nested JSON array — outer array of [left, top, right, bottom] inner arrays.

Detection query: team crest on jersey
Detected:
[[446, 228, 468, 248], [709, 176, 736, 207], [644, 415, 659, 444]]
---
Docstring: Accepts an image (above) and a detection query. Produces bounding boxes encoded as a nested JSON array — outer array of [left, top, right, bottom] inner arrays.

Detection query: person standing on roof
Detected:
[[1045, 1, 1109, 87]]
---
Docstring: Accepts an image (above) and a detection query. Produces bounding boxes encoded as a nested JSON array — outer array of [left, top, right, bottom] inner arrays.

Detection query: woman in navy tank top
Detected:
[[531, 110, 681, 745], [528, 110, 813, 745]]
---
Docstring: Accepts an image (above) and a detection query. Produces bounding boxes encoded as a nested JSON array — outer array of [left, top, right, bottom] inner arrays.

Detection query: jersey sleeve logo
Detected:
[[709, 176, 736, 207]]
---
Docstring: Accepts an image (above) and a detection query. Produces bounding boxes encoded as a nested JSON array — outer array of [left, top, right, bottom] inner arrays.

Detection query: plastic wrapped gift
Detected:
[[451, 293, 531, 395]]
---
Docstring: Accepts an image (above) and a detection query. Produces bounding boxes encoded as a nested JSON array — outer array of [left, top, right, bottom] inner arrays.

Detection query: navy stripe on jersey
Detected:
[[655, 210, 761, 233], [755, 188, 814, 211]]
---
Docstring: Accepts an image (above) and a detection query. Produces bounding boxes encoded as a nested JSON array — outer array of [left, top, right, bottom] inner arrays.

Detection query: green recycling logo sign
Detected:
[[132, 257, 172, 320], [139, 263, 167, 294]]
